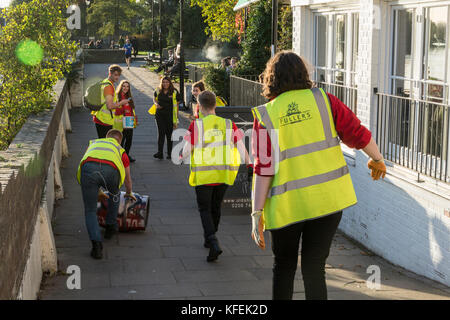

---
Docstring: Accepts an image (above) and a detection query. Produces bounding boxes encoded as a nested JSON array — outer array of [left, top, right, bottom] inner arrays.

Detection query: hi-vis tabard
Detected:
[[150, 89, 178, 125], [189, 115, 241, 186], [94, 79, 117, 126], [77, 138, 126, 188], [252, 88, 357, 230]]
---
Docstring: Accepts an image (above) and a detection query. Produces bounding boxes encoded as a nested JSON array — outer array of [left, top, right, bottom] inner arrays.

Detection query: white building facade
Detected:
[[291, 0, 450, 286]]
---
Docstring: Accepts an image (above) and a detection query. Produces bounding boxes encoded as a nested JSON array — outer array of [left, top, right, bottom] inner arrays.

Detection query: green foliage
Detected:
[[233, 0, 271, 76], [203, 65, 230, 103], [0, 0, 77, 150], [277, 5, 292, 51], [86, 0, 142, 38], [191, 0, 238, 42]]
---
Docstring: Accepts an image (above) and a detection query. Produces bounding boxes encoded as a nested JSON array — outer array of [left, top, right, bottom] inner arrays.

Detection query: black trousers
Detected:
[[270, 211, 342, 300], [195, 185, 228, 242], [155, 114, 173, 155], [121, 128, 133, 156], [95, 123, 112, 139]]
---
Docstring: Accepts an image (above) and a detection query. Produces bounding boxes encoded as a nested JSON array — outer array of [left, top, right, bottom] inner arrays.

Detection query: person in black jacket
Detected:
[[153, 76, 181, 160]]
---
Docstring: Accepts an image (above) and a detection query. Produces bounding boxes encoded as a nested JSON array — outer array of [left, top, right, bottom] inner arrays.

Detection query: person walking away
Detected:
[[250, 51, 387, 300], [180, 91, 251, 262], [115, 80, 137, 162], [131, 36, 139, 58], [153, 76, 181, 160], [92, 64, 129, 139], [77, 129, 136, 259], [123, 39, 133, 70]]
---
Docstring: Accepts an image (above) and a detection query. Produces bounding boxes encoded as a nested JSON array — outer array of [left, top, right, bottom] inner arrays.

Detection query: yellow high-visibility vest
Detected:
[[152, 89, 178, 124], [189, 115, 240, 186], [252, 88, 357, 230], [94, 79, 117, 126], [77, 138, 126, 188]]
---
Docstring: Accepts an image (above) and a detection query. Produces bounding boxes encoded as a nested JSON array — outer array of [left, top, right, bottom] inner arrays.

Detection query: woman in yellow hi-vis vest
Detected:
[[251, 51, 387, 300], [153, 76, 181, 160]]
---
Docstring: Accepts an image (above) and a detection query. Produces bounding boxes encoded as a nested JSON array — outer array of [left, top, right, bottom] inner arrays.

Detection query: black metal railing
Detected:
[[230, 75, 267, 107], [376, 92, 450, 183], [315, 81, 358, 114]]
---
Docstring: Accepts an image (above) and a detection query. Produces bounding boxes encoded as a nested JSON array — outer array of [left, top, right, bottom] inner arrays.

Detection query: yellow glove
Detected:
[[98, 189, 109, 202], [367, 158, 387, 181], [251, 210, 265, 250], [125, 192, 137, 202]]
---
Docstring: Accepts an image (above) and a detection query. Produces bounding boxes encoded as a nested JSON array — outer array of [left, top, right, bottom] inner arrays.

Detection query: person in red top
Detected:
[[93, 64, 129, 138], [180, 91, 251, 261], [191, 80, 206, 119], [115, 80, 137, 162], [250, 51, 387, 300], [79, 129, 135, 259]]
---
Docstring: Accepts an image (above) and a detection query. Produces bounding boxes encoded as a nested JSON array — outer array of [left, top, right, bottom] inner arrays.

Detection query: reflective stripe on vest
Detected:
[[189, 115, 240, 186], [77, 138, 126, 187], [252, 88, 357, 230], [95, 79, 116, 126]]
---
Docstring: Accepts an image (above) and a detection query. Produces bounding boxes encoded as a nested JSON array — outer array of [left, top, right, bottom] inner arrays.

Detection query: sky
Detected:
[[0, 0, 11, 9]]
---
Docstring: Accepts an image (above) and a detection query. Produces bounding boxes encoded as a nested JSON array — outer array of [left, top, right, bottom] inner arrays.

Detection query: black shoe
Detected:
[[90, 241, 103, 259], [104, 224, 117, 239], [153, 152, 163, 160], [207, 241, 223, 262], [166, 154, 171, 160], [129, 156, 136, 163]]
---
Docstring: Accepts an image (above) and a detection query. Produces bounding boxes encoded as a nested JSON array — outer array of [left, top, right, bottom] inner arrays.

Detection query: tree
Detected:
[[191, 0, 238, 42], [277, 4, 292, 51], [233, 0, 271, 76], [166, 1, 208, 48], [0, 0, 77, 150], [86, 0, 142, 38]]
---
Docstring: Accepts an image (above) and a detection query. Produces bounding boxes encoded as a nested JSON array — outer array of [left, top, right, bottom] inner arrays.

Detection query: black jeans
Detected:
[[195, 185, 228, 242], [270, 211, 342, 300], [155, 114, 173, 156], [121, 128, 133, 156], [95, 123, 112, 139]]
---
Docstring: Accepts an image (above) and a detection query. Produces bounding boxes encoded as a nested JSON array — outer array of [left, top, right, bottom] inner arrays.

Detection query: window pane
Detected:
[[335, 14, 346, 70], [315, 15, 327, 67], [392, 9, 414, 79], [425, 7, 447, 83]]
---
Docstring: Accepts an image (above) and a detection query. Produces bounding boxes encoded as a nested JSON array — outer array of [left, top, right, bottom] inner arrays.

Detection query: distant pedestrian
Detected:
[[153, 76, 181, 160], [123, 39, 133, 70], [115, 80, 137, 163], [250, 51, 386, 300]]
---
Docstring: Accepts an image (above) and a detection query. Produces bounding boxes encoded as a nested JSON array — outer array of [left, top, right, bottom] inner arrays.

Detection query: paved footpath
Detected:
[[39, 62, 450, 300]]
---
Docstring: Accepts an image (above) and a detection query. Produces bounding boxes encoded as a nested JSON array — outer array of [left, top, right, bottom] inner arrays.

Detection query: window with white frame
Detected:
[[378, 2, 450, 183], [312, 11, 359, 113]]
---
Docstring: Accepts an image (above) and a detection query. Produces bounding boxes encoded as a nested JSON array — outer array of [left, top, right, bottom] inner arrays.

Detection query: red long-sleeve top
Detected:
[[253, 93, 372, 176]]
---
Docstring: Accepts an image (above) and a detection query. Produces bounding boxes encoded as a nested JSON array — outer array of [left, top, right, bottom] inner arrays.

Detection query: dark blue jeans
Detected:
[[80, 161, 120, 242]]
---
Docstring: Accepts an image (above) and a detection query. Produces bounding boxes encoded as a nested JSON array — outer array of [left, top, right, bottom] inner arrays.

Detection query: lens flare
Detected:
[[15, 40, 44, 66]]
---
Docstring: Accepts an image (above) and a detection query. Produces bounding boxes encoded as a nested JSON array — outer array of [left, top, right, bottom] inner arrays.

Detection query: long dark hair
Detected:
[[260, 51, 313, 100], [158, 76, 175, 95]]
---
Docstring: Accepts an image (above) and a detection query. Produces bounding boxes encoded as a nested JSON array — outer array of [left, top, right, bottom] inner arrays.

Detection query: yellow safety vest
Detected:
[[154, 89, 178, 125], [252, 88, 357, 230], [197, 96, 226, 119], [94, 79, 117, 126], [189, 115, 241, 186], [77, 138, 126, 188]]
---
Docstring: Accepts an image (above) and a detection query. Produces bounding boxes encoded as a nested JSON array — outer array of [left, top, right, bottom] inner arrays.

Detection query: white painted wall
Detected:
[[292, 0, 450, 286]]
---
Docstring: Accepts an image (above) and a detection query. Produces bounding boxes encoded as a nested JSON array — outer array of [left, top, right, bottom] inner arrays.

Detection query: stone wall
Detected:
[[0, 80, 71, 299]]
